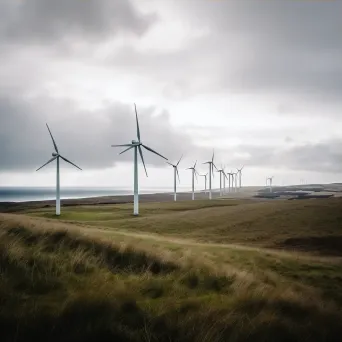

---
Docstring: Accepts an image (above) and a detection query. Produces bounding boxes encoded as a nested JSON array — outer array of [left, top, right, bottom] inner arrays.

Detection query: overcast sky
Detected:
[[0, 0, 341, 189]]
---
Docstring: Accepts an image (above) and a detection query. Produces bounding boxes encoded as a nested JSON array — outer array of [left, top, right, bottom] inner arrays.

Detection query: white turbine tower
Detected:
[[200, 173, 208, 194], [36, 124, 82, 216], [203, 150, 218, 200], [231, 171, 238, 192], [268, 176, 274, 192], [187, 161, 199, 200], [216, 165, 228, 197], [237, 166, 244, 190], [166, 155, 183, 201], [111, 104, 168, 216], [226, 171, 233, 193]]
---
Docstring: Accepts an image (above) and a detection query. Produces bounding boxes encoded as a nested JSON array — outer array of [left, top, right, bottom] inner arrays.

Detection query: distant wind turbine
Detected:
[[216, 165, 228, 197], [226, 171, 233, 193], [112, 103, 168, 216], [203, 150, 218, 200], [237, 166, 244, 190], [166, 155, 183, 201], [187, 160, 199, 200], [200, 173, 208, 194], [232, 170, 238, 192], [36, 124, 82, 216], [267, 176, 274, 192]]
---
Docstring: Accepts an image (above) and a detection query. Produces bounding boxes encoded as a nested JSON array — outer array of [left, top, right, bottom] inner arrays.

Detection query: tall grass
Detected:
[[1, 212, 342, 341]]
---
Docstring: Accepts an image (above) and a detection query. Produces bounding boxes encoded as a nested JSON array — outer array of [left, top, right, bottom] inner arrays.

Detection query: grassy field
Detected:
[[1, 197, 342, 341]]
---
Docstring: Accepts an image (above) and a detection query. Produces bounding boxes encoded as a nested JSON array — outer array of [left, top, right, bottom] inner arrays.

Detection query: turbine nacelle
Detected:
[[131, 140, 140, 145], [52, 152, 58, 157]]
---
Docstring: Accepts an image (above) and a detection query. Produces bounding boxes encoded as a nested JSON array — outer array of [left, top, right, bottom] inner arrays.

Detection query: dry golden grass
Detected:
[[1, 198, 342, 341]]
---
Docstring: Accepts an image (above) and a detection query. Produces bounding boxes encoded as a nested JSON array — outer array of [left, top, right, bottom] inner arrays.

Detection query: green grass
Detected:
[[27, 198, 342, 255], [1, 198, 342, 341]]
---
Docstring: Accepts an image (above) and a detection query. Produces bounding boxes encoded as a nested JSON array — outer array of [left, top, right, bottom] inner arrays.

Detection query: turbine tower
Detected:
[[36, 124, 82, 216], [231, 170, 238, 193], [166, 155, 183, 201], [216, 165, 228, 197], [203, 150, 218, 200], [200, 173, 208, 194], [267, 176, 274, 192], [226, 171, 233, 193], [187, 161, 199, 200], [235, 171, 238, 192], [112, 103, 168, 216], [237, 166, 244, 190]]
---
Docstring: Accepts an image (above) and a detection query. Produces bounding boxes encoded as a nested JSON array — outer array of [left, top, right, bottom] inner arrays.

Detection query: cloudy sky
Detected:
[[0, 0, 341, 189]]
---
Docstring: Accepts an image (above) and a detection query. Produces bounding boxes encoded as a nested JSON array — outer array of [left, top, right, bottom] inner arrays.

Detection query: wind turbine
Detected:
[[230, 170, 237, 193], [267, 176, 274, 192], [200, 173, 208, 194], [235, 171, 239, 192], [187, 161, 199, 200], [226, 171, 233, 193], [166, 155, 183, 201], [36, 124, 82, 216], [111, 103, 168, 216], [216, 165, 228, 197], [203, 150, 218, 200], [237, 166, 244, 190]]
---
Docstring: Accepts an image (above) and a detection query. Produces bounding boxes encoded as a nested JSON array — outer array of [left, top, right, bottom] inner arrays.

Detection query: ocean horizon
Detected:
[[0, 186, 190, 203]]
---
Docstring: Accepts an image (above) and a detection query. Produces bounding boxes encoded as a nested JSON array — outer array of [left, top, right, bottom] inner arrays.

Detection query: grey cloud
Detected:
[[0, 0, 157, 44], [0, 93, 206, 172], [224, 140, 342, 174], [108, 0, 342, 105]]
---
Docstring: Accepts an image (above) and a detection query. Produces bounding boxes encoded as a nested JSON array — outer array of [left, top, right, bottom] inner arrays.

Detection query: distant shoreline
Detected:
[[0, 190, 224, 213]]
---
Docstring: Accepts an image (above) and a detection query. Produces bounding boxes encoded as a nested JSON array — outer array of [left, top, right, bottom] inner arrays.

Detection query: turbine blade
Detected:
[[119, 146, 134, 155], [212, 150, 214, 163], [60, 156, 82, 170], [142, 144, 168, 160], [177, 154, 183, 166], [203, 161, 210, 164], [194, 160, 197, 169], [213, 163, 219, 171], [138, 145, 148, 177], [176, 168, 180, 183], [134, 103, 141, 142], [36, 156, 57, 171], [166, 161, 174, 167], [212, 163, 215, 178], [111, 144, 133, 148], [195, 171, 198, 182], [46, 123, 59, 153]]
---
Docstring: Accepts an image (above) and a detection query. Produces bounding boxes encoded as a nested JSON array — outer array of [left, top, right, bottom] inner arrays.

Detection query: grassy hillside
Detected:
[[27, 198, 342, 255], [1, 198, 342, 341]]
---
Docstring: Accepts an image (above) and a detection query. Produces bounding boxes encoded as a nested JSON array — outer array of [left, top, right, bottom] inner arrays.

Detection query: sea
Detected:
[[0, 186, 189, 203]]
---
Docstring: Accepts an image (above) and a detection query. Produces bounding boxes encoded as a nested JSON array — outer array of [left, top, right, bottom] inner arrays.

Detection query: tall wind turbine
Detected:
[[203, 150, 218, 200], [237, 166, 244, 190], [112, 103, 168, 216], [200, 173, 208, 194], [187, 161, 199, 200], [36, 124, 82, 216], [166, 155, 183, 201]]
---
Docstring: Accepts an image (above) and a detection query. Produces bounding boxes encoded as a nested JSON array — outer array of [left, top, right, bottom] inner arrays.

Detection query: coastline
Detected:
[[0, 190, 222, 213]]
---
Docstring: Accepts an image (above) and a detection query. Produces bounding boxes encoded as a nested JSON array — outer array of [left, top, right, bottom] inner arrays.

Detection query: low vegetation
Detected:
[[1, 197, 342, 341]]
